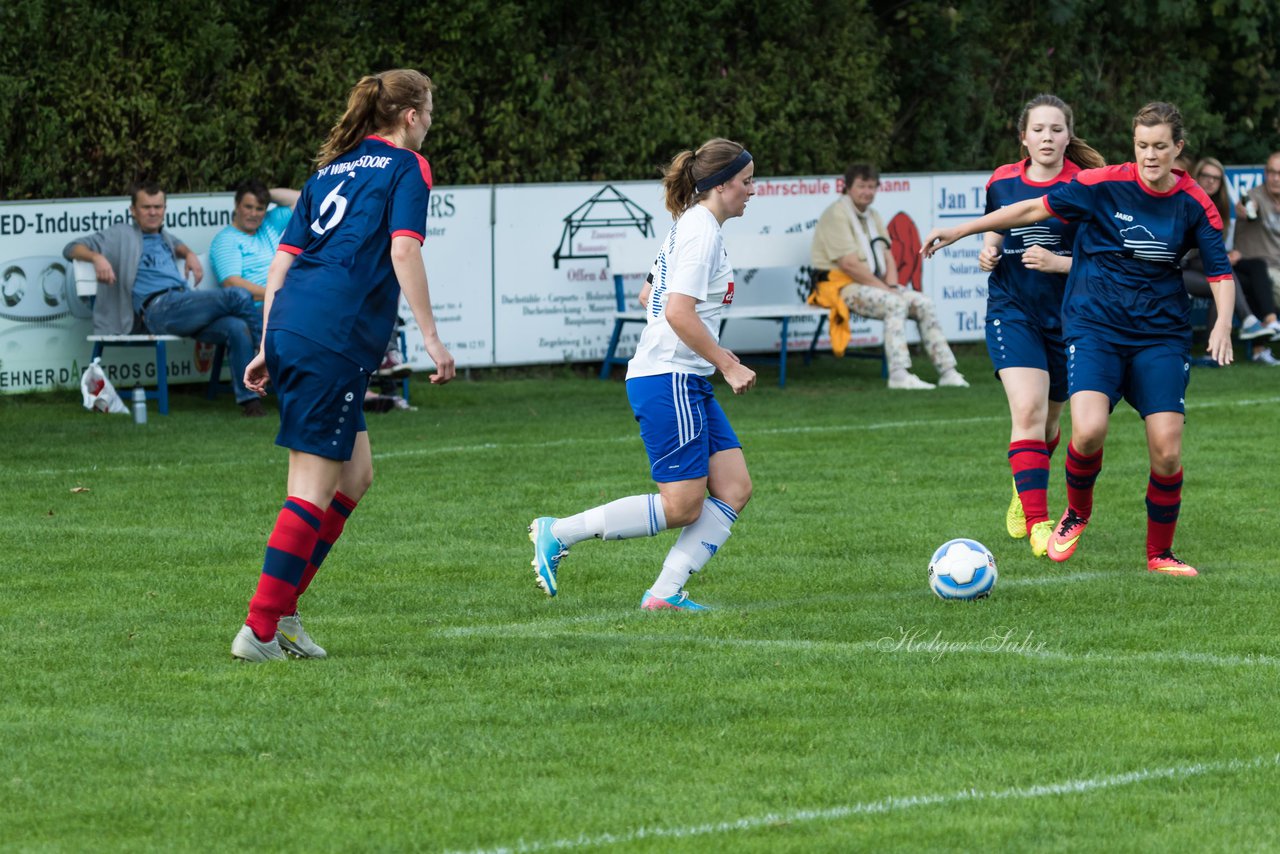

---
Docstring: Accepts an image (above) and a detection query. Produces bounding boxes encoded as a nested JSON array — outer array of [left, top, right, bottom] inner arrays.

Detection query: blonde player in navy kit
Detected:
[[529, 139, 756, 611], [924, 102, 1233, 578], [231, 69, 455, 662], [981, 94, 1105, 558]]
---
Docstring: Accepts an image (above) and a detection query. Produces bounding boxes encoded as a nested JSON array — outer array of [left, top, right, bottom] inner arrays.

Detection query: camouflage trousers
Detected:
[[840, 284, 958, 376]]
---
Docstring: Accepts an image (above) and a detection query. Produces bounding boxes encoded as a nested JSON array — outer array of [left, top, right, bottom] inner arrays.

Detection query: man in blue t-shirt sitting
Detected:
[[209, 180, 300, 306], [64, 180, 266, 417]]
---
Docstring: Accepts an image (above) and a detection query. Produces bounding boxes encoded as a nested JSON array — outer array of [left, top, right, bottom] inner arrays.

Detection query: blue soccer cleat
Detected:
[[640, 590, 710, 612], [528, 517, 566, 597]]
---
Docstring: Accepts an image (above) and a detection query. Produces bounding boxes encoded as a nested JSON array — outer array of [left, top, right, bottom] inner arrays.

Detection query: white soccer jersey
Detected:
[[626, 204, 735, 379]]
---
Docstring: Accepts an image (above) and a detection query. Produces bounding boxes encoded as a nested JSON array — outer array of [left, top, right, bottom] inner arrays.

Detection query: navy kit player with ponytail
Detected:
[[980, 94, 1105, 558], [924, 102, 1234, 577], [231, 69, 455, 662], [528, 138, 757, 611]]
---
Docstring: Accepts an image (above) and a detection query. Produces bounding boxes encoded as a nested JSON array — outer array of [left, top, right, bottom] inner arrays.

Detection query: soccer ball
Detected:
[[928, 538, 997, 600]]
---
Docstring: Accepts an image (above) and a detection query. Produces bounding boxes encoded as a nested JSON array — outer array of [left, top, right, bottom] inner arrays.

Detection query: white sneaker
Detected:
[[276, 613, 328, 658], [888, 372, 935, 390], [1267, 319, 1280, 341], [937, 369, 969, 388], [374, 348, 412, 378], [1252, 348, 1280, 366], [231, 624, 287, 662]]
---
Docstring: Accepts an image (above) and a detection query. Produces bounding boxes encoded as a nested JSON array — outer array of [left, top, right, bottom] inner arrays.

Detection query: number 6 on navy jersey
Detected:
[[310, 179, 350, 236]]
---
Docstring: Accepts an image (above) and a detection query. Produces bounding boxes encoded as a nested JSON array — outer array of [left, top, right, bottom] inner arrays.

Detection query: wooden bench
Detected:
[[600, 231, 885, 386], [73, 256, 227, 415]]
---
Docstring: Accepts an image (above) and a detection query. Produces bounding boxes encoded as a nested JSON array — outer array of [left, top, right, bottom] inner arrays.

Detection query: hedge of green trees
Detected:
[[1, 0, 1276, 199]]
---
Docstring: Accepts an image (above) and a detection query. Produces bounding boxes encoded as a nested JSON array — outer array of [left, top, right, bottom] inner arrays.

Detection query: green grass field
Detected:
[[5, 345, 1280, 852]]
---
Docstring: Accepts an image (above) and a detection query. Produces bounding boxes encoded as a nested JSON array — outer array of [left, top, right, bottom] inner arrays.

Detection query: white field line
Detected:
[[23, 395, 1279, 476], [451, 754, 1280, 854]]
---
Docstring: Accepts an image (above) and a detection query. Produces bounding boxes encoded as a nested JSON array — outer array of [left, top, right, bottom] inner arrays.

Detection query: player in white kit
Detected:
[[528, 138, 757, 610]]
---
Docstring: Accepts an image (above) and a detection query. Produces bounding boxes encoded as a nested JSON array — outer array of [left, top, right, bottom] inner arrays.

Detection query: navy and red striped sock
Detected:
[[1046, 430, 1062, 458], [1146, 468, 1183, 559], [1064, 442, 1104, 520], [296, 491, 358, 599], [1009, 439, 1051, 530], [246, 497, 323, 642]]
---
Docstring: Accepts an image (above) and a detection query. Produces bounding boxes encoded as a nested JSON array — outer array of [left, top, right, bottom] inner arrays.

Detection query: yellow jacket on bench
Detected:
[[807, 269, 853, 357]]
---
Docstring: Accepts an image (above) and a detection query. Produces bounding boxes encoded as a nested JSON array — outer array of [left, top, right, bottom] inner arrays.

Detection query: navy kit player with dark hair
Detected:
[[923, 102, 1234, 577], [231, 69, 455, 662], [528, 138, 757, 611], [980, 94, 1105, 558]]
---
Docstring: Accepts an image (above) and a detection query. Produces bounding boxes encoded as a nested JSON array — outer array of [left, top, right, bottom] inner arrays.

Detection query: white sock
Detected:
[[552, 494, 666, 546], [649, 497, 738, 598]]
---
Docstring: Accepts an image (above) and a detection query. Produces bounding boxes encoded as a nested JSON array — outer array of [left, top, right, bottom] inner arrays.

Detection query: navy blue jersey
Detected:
[[1044, 164, 1231, 346], [985, 159, 1081, 331], [272, 135, 432, 369]]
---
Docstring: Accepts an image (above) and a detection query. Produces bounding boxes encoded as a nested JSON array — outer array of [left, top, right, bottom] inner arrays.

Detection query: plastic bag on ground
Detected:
[[80, 357, 128, 414]]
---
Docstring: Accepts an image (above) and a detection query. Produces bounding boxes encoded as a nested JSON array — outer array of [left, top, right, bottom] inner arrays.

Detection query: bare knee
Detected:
[[713, 475, 752, 513], [1009, 400, 1049, 436], [339, 463, 373, 501], [1148, 441, 1182, 475], [1071, 433, 1105, 456], [1070, 415, 1108, 454], [658, 492, 702, 528]]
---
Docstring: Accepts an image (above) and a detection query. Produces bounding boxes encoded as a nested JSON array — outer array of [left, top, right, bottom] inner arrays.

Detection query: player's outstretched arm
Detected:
[[922, 197, 1051, 258], [391, 235, 456, 385]]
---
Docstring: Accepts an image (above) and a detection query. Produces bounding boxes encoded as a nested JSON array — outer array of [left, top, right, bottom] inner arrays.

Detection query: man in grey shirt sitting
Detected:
[[64, 180, 266, 416]]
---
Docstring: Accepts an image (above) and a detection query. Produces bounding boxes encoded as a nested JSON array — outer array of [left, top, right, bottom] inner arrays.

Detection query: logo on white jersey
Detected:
[[723, 281, 735, 304], [1119, 224, 1176, 263]]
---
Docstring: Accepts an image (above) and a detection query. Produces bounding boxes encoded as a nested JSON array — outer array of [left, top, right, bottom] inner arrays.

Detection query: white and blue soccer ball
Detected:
[[928, 538, 997, 600]]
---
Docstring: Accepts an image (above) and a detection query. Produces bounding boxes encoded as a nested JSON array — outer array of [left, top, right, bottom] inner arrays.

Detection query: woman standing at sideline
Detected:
[[980, 94, 1105, 558], [924, 102, 1234, 577], [231, 69, 455, 662], [529, 138, 757, 610]]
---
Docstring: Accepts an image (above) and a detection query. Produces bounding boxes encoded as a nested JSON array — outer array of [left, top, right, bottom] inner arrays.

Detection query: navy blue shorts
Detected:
[[1067, 337, 1190, 417], [986, 317, 1069, 402], [625, 373, 741, 483], [266, 329, 369, 460]]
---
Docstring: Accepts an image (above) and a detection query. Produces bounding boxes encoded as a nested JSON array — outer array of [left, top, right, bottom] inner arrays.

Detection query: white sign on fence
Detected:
[[4, 166, 1261, 393]]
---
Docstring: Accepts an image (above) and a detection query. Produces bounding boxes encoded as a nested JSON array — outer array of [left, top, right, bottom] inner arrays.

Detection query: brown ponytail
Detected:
[[661, 138, 748, 218], [316, 69, 434, 168], [1065, 137, 1106, 170]]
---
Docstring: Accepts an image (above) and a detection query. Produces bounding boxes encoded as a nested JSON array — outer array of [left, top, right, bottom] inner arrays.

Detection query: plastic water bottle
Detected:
[[132, 385, 147, 425], [1243, 189, 1259, 221]]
